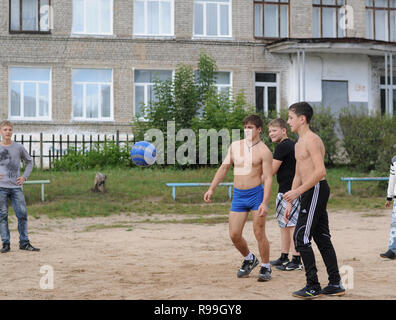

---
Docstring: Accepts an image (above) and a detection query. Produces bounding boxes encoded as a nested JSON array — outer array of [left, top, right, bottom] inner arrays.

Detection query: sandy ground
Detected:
[[1, 208, 395, 300]]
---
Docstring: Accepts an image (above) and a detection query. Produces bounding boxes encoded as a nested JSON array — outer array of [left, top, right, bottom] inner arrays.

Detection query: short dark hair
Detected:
[[243, 114, 263, 129], [288, 102, 313, 124], [268, 118, 288, 130]]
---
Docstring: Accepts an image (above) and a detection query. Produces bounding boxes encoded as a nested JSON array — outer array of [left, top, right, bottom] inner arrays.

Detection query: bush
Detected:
[[339, 106, 396, 172], [53, 142, 133, 171]]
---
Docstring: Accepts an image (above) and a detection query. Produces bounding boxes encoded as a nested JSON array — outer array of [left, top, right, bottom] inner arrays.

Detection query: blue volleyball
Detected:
[[130, 141, 157, 167]]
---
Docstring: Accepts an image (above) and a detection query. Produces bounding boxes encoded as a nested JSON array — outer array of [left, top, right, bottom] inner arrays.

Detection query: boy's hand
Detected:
[[258, 203, 269, 217], [16, 176, 26, 186], [204, 189, 214, 203], [385, 200, 391, 208], [284, 202, 292, 224]]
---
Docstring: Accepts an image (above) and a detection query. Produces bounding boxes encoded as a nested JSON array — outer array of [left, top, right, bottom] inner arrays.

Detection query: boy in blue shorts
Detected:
[[204, 115, 273, 281]]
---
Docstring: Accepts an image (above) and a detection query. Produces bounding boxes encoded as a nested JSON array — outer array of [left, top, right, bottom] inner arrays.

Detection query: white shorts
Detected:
[[276, 193, 300, 228]]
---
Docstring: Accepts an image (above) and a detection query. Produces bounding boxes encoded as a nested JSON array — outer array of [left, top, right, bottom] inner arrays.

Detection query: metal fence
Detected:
[[12, 130, 134, 169]]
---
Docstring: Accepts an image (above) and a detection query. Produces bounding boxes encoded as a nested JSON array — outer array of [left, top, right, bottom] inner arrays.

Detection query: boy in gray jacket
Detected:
[[0, 121, 39, 253]]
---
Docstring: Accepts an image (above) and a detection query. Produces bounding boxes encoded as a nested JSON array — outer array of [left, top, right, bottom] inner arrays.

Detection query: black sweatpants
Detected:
[[294, 180, 341, 288]]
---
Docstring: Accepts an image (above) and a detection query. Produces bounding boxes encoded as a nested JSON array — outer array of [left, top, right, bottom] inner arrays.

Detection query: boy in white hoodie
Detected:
[[381, 155, 396, 260]]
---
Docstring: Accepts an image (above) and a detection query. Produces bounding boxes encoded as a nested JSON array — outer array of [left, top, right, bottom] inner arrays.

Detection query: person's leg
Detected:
[[389, 201, 396, 253], [9, 188, 29, 246], [271, 193, 290, 266], [294, 185, 321, 289], [0, 188, 10, 246], [229, 211, 250, 257], [288, 226, 299, 256], [281, 227, 291, 254], [252, 210, 269, 264]]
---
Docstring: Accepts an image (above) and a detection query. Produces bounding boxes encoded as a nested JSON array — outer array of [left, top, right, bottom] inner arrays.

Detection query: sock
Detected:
[[292, 255, 301, 263], [281, 253, 289, 260], [261, 263, 271, 269], [244, 252, 254, 261]]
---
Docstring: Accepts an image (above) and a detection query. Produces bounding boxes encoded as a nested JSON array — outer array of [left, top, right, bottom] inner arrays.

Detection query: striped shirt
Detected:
[[387, 156, 396, 201]]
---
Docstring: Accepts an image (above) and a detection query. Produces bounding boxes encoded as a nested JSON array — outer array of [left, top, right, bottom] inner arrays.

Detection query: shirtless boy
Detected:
[[204, 115, 273, 281], [283, 102, 345, 299]]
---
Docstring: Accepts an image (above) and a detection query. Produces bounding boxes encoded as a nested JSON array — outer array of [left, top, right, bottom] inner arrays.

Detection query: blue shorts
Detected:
[[230, 184, 264, 212]]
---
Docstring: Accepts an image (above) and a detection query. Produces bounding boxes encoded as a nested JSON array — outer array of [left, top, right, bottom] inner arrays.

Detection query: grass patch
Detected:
[[20, 166, 388, 220]]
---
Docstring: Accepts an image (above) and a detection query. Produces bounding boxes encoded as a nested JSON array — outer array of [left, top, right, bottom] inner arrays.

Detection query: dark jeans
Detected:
[[294, 180, 341, 288], [0, 187, 29, 245]]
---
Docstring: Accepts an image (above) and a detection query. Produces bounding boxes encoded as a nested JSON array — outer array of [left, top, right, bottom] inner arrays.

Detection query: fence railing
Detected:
[[11, 130, 134, 169]]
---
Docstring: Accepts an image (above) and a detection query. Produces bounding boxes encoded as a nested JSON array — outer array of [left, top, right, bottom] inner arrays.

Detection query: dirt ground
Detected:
[[1, 208, 395, 300]]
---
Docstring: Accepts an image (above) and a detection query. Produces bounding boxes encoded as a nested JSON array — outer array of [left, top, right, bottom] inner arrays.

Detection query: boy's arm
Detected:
[[261, 148, 273, 207], [20, 145, 33, 180], [204, 144, 233, 202], [387, 158, 396, 201]]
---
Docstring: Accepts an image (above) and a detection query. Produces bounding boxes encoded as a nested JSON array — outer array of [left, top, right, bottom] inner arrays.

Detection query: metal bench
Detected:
[[340, 177, 388, 195], [166, 182, 234, 200], [23, 180, 51, 202]]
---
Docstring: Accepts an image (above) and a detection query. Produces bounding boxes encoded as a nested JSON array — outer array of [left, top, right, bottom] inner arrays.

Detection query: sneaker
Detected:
[[257, 266, 272, 282], [1, 243, 10, 253], [237, 255, 259, 278], [292, 286, 322, 299], [270, 254, 289, 267], [19, 242, 40, 252], [380, 249, 396, 260], [276, 260, 303, 271], [321, 283, 346, 296]]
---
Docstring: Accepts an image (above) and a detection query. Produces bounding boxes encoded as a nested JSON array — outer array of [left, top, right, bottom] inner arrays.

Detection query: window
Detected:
[[10, 0, 50, 32], [380, 76, 396, 115], [313, 0, 346, 38], [366, 0, 396, 41], [214, 72, 232, 95], [9, 67, 51, 120], [134, 70, 173, 117], [134, 0, 174, 36], [254, 0, 289, 38], [194, 0, 231, 37], [72, 69, 113, 121], [255, 73, 278, 115], [72, 0, 113, 35]]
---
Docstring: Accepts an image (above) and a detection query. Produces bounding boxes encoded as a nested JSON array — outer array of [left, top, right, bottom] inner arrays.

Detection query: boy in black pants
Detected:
[[283, 102, 344, 299]]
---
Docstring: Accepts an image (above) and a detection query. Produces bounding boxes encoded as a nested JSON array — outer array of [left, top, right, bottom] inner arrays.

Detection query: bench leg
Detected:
[[347, 181, 351, 195], [228, 186, 232, 200], [41, 184, 45, 202], [172, 187, 176, 200]]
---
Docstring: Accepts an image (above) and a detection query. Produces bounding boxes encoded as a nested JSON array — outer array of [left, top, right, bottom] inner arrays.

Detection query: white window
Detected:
[[10, 0, 51, 32], [255, 73, 278, 116], [366, 0, 396, 42], [9, 67, 51, 120], [254, 0, 289, 38], [134, 70, 173, 117], [134, 0, 174, 36], [72, 69, 113, 121], [72, 0, 113, 35], [194, 0, 232, 37], [313, 0, 346, 38], [214, 72, 232, 96]]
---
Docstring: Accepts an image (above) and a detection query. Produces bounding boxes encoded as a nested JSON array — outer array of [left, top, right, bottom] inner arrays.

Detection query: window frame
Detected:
[[253, 0, 290, 40], [312, 0, 346, 38], [133, 0, 175, 37], [133, 69, 174, 119], [9, 0, 52, 34], [366, 0, 396, 42], [254, 72, 280, 116], [8, 66, 52, 121], [193, 0, 232, 38], [71, 68, 114, 122], [72, 0, 114, 36]]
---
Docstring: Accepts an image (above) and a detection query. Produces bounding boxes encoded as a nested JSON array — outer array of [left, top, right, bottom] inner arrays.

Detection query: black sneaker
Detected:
[[321, 283, 346, 296], [1, 243, 10, 253], [276, 260, 303, 271], [292, 286, 322, 299], [380, 249, 396, 260], [237, 255, 259, 278], [257, 266, 272, 282], [19, 242, 40, 252], [270, 254, 289, 267]]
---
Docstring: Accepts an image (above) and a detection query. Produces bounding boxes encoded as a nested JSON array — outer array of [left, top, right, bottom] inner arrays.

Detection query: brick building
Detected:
[[1, 0, 396, 137]]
